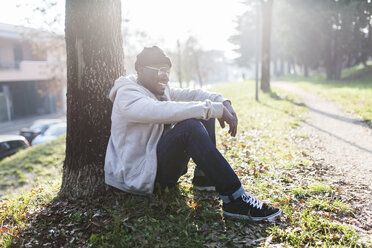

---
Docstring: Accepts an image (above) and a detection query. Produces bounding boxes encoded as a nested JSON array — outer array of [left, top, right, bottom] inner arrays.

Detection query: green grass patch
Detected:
[[295, 133, 309, 139], [309, 198, 352, 214], [0, 81, 370, 247], [0, 135, 65, 199], [342, 61, 372, 79]]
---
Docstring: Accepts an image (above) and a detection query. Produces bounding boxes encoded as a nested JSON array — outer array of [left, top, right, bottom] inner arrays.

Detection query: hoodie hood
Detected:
[[109, 74, 137, 102]]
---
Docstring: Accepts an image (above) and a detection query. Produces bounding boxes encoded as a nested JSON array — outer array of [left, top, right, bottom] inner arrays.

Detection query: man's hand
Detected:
[[218, 102, 238, 137], [223, 100, 238, 123]]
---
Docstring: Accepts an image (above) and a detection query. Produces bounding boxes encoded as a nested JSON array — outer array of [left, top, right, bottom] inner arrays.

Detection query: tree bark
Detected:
[[260, 0, 273, 92], [304, 64, 309, 78], [273, 58, 279, 77], [292, 57, 297, 76], [60, 0, 125, 199], [334, 50, 342, 80], [194, 53, 203, 88], [326, 21, 335, 80], [177, 40, 183, 88], [326, 30, 342, 80], [368, 23, 372, 67], [279, 57, 284, 76]]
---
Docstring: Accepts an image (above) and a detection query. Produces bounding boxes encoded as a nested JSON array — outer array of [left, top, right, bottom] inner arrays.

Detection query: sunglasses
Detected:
[[144, 66, 170, 76]]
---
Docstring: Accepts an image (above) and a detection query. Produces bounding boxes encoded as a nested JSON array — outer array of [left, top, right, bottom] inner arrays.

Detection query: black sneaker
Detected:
[[192, 176, 216, 191], [223, 193, 281, 221]]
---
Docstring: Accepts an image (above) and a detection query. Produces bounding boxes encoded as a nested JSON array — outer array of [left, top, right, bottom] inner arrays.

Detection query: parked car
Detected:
[[0, 135, 30, 161], [31, 122, 67, 146], [19, 119, 63, 144]]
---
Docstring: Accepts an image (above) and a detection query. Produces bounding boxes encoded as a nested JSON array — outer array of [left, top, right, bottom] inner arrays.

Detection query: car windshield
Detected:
[[44, 124, 67, 136], [29, 123, 48, 133], [29, 120, 62, 133]]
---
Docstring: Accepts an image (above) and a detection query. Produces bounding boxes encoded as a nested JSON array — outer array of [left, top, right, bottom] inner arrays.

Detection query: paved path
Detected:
[[273, 82, 372, 189]]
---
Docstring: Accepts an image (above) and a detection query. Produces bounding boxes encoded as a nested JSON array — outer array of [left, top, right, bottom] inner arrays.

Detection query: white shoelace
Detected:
[[241, 193, 263, 209]]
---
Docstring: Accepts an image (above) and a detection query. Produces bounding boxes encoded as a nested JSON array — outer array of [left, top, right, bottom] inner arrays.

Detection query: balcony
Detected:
[[0, 60, 52, 82]]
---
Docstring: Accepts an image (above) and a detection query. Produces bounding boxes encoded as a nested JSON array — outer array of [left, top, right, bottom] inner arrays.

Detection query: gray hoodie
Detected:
[[104, 74, 225, 194]]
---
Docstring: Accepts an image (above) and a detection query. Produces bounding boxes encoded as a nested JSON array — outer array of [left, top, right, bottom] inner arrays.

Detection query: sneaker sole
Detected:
[[223, 209, 282, 222], [193, 186, 216, 191]]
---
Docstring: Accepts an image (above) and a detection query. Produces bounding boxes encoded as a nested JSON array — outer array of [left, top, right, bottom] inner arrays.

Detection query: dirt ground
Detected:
[[273, 81, 372, 238]]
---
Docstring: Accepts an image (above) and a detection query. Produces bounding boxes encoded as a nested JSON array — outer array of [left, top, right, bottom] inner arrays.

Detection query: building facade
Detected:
[[0, 23, 65, 123]]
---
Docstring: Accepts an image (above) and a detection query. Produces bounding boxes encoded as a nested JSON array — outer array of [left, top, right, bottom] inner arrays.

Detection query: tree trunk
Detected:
[[292, 57, 297, 76], [368, 23, 372, 67], [177, 40, 183, 88], [334, 51, 342, 80], [194, 53, 203, 88], [260, 0, 273, 92], [326, 65, 333, 80], [304, 64, 309, 78], [279, 57, 284, 76], [273, 58, 279, 77], [325, 18, 335, 81], [60, 0, 125, 199]]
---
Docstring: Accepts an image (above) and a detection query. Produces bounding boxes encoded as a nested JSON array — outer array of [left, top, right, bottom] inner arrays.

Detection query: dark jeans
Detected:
[[156, 118, 244, 202]]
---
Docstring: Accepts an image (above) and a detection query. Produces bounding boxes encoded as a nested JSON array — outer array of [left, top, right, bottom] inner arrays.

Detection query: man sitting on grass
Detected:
[[104, 46, 281, 221]]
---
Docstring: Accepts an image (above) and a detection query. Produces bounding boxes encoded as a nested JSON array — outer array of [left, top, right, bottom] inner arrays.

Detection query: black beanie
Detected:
[[135, 46, 172, 72]]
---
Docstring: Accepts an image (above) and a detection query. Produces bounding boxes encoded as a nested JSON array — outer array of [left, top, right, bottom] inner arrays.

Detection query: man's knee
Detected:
[[178, 118, 207, 136], [179, 118, 200, 126]]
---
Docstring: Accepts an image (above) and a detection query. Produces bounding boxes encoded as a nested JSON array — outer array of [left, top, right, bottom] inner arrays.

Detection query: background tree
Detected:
[[261, 0, 273, 92], [168, 36, 229, 88], [229, 0, 274, 91], [122, 27, 152, 75], [229, 1, 257, 69], [176, 40, 183, 88], [231, 0, 371, 81], [60, 0, 125, 198], [181, 36, 202, 87]]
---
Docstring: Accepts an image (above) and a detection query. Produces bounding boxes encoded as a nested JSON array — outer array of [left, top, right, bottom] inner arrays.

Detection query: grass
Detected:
[[280, 63, 372, 125], [0, 181, 60, 247], [0, 81, 370, 247], [341, 61, 372, 79], [0, 135, 65, 200]]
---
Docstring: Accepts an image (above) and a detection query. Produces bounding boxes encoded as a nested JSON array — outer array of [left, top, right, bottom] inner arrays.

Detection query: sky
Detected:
[[0, 0, 246, 59]]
